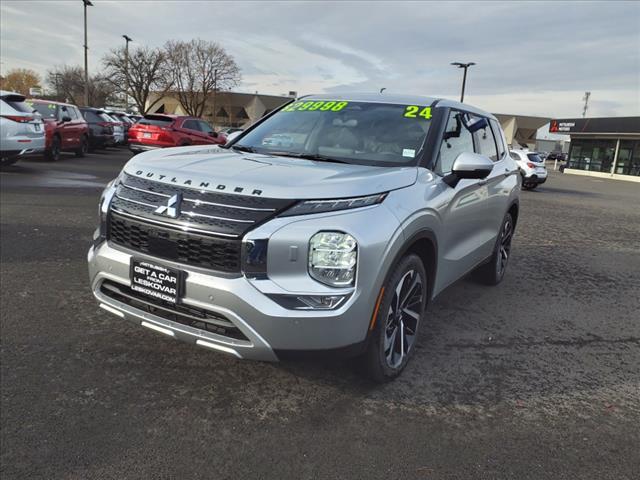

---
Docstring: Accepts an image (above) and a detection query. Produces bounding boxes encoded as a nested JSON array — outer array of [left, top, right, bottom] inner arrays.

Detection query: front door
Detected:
[[433, 109, 492, 292]]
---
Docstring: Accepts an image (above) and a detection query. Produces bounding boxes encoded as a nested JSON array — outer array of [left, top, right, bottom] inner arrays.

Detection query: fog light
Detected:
[[309, 232, 357, 287]]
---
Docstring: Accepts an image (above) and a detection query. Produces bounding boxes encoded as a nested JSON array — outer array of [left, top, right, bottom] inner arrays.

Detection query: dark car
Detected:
[[105, 111, 134, 145], [547, 151, 567, 161], [128, 114, 227, 153], [26, 99, 89, 161], [79, 107, 115, 150]]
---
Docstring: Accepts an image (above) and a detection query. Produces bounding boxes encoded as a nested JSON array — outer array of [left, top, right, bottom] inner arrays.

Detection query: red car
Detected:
[[27, 99, 89, 161], [128, 114, 227, 153]]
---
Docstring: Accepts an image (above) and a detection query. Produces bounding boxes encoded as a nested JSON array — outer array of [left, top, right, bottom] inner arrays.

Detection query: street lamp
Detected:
[[123, 35, 133, 111], [82, 0, 93, 106], [451, 62, 475, 103]]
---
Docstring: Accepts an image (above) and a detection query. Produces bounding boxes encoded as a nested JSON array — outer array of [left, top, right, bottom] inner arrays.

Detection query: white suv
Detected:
[[0, 90, 45, 166], [510, 150, 547, 190]]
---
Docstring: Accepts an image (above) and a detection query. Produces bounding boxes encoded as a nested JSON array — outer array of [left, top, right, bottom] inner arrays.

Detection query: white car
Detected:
[[510, 150, 548, 190], [0, 90, 45, 166]]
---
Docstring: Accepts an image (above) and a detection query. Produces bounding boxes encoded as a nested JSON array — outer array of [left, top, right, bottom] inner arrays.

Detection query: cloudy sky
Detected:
[[1, 0, 639, 118]]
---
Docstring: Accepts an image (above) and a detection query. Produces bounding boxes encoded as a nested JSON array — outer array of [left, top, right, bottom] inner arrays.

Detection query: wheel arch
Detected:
[[387, 229, 438, 302], [508, 200, 519, 229]]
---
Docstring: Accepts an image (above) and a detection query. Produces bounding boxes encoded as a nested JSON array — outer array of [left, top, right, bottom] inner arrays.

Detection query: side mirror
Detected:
[[61, 116, 72, 122], [443, 152, 494, 188], [225, 131, 242, 144], [464, 116, 489, 133], [209, 131, 218, 138]]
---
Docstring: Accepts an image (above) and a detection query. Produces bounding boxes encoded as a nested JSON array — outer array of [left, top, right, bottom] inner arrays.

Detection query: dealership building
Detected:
[[550, 117, 640, 181]]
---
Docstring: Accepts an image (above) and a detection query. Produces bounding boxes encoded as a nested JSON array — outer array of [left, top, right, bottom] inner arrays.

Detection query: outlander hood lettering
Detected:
[[134, 170, 263, 196], [154, 193, 182, 218]]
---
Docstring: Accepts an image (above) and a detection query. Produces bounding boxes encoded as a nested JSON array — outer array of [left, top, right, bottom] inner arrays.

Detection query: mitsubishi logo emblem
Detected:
[[154, 193, 182, 218]]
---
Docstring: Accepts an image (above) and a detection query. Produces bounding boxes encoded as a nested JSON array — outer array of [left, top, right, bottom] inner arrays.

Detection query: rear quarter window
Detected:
[[2, 96, 32, 113]]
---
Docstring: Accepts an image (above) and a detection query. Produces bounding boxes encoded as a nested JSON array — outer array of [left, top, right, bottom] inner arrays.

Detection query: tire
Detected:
[[75, 135, 88, 157], [0, 157, 19, 168], [472, 212, 514, 286], [362, 254, 428, 382], [45, 136, 61, 162]]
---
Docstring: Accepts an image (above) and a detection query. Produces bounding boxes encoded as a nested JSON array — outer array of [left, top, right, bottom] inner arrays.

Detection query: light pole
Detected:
[[123, 35, 132, 111], [82, 0, 93, 106], [451, 62, 475, 103]]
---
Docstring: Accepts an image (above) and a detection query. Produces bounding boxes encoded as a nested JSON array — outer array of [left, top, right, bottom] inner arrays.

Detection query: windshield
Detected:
[[234, 100, 433, 166], [27, 101, 57, 119]]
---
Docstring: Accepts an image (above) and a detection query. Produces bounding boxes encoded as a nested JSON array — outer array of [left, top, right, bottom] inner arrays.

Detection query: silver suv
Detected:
[[88, 93, 520, 381], [0, 90, 45, 166]]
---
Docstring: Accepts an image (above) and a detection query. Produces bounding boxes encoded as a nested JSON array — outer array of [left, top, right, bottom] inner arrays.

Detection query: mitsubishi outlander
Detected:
[[88, 93, 520, 381]]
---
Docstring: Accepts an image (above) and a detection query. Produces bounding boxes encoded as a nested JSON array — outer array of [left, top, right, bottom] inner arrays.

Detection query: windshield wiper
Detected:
[[231, 144, 256, 153], [268, 151, 349, 164]]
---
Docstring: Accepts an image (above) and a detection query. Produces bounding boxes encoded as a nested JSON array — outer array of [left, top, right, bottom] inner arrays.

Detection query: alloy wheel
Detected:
[[498, 218, 513, 277], [384, 269, 424, 368]]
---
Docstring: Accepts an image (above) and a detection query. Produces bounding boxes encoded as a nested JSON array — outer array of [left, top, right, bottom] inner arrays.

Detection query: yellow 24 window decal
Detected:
[[403, 106, 432, 119], [283, 100, 349, 112]]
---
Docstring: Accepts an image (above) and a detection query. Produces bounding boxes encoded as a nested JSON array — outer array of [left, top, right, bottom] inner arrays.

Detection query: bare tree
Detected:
[[102, 46, 172, 114], [164, 39, 241, 117], [47, 65, 117, 106], [0, 68, 41, 96]]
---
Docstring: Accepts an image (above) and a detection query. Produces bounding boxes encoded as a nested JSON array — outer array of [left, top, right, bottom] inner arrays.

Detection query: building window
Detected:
[[615, 140, 640, 176], [568, 139, 617, 173]]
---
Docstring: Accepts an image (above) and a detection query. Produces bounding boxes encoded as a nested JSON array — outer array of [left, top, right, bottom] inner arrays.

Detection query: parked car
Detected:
[[105, 111, 133, 144], [547, 151, 567, 161], [26, 99, 89, 161], [79, 107, 116, 150], [510, 150, 548, 189], [127, 114, 226, 153], [0, 90, 45, 166], [100, 113, 125, 145], [221, 127, 244, 135], [90, 93, 520, 381]]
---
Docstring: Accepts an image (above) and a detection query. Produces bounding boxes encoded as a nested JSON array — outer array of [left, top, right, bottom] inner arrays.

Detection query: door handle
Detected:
[[477, 179, 487, 186]]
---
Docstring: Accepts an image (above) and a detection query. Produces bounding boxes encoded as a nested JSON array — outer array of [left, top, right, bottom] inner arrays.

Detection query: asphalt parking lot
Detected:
[[1, 149, 639, 479]]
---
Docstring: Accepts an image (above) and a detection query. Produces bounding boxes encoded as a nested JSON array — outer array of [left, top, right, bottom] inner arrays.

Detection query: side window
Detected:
[[57, 106, 66, 121], [67, 107, 78, 120], [473, 116, 498, 161], [510, 151, 521, 161], [436, 110, 475, 174], [198, 121, 214, 134], [489, 119, 506, 159], [182, 119, 201, 131]]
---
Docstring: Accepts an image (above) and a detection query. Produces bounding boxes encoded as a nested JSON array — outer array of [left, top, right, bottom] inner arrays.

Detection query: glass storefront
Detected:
[[614, 140, 640, 176], [568, 138, 640, 176], [568, 139, 616, 173]]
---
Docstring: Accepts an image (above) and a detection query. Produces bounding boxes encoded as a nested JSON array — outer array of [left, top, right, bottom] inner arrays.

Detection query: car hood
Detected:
[[123, 145, 418, 199]]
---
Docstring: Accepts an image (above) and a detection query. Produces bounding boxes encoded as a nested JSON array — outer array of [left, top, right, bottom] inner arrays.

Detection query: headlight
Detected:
[[308, 232, 357, 287], [281, 193, 387, 217], [93, 176, 119, 246]]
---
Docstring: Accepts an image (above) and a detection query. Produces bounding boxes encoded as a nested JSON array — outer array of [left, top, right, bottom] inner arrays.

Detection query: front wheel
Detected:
[[362, 254, 427, 382], [472, 212, 514, 286]]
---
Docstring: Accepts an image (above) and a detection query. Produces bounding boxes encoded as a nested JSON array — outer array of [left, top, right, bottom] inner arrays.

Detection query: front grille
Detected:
[[109, 213, 241, 272], [100, 280, 249, 342], [107, 173, 294, 272]]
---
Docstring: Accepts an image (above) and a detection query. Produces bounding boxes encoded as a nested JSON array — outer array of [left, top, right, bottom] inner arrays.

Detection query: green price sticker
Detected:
[[403, 106, 432, 119], [283, 100, 349, 112]]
